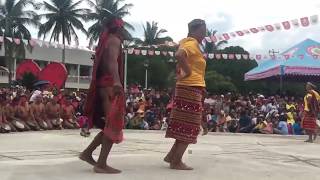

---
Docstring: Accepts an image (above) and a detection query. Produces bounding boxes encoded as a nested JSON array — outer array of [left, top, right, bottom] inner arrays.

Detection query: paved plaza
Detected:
[[0, 130, 320, 180]]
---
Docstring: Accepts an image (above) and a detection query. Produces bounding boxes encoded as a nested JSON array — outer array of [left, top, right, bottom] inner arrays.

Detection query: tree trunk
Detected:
[[4, 40, 13, 87], [62, 34, 66, 63]]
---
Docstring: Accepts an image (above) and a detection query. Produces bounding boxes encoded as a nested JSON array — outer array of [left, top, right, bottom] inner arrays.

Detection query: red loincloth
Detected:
[[84, 29, 125, 144]]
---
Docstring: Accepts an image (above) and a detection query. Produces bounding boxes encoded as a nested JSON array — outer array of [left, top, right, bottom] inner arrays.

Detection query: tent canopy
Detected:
[[245, 39, 320, 81]]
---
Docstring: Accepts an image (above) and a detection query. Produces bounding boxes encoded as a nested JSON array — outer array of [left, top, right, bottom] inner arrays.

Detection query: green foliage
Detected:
[[38, 0, 89, 46], [19, 72, 38, 90], [204, 29, 228, 53], [205, 70, 237, 94], [86, 0, 134, 46], [0, 0, 39, 85], [134, 21, 172, 46], [126, 55, 175, 89]]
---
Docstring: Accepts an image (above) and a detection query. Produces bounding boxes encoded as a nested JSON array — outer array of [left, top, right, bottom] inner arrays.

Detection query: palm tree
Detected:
[[204, 29, 228, 53], [134, 21, 172, 46], [0, 0, 40, 85], [38, 0, 90, 63], [86, 0, 134, 47]]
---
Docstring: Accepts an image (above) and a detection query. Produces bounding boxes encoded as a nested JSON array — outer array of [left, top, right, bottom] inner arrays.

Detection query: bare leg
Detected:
[[164, 140, 177, 163], [93, 136, 121, 174], [80, 131, 103, 166], [63, 120, 75, 129], [170, 141, 193, 170], [45, 120, 53, 130], [305, 130, 313, 143]]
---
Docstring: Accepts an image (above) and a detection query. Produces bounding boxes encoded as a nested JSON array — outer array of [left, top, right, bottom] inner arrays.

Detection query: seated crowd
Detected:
[[1, 84, 318, 137], [0, 87, 86, 133]]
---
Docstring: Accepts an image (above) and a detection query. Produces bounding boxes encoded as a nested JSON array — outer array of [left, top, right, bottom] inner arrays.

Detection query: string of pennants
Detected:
[[0, 36, 92, 51], [0, 14, 318, 53], [124, 47, 320, 60], [205, 15, 319, 42]]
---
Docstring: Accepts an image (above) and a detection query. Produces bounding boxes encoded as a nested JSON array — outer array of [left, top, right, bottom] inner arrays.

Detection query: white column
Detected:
[[13, 58, 16, 80], [77, 64, 80, 91], [145, 68, 148, 89]]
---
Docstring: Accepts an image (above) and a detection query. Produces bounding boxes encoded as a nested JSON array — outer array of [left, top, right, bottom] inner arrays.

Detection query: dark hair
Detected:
[[104, 17, 124, 34], [188, 19, 206, 34]]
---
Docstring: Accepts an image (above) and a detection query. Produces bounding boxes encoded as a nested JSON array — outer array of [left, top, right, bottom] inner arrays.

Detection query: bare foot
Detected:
[[304, 139, 313, 143], [170, 162, 193, 170], [79, 152, 96, 166], [93, 165, 122, 174], [163, 156, 172, 163]]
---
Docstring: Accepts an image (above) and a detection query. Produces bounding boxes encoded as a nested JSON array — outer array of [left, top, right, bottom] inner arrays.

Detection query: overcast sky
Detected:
[[30, 0, 320, 55]]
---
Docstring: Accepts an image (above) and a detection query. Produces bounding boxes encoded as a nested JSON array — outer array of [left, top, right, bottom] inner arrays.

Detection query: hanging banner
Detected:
[[0, 36, 3, 43]]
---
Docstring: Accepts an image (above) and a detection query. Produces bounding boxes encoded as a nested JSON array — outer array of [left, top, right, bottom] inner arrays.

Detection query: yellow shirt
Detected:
[[304, 90, 320, 112], [286, 112, 295, 125], [176, 37, 206, 87]]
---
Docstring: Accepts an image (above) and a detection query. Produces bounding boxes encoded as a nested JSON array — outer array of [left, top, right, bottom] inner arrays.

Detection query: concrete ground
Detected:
[[0, 130, 320, 180]]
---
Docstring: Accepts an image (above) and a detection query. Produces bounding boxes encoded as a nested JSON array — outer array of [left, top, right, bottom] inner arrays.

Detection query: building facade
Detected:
[[0, 42, 94, 90]]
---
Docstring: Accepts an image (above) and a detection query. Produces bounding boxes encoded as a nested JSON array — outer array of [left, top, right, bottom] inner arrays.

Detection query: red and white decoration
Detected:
[[205, 15, 319, 43]]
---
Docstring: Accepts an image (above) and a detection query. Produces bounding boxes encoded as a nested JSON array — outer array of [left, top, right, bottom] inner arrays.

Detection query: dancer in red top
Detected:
[[79, 17, 125, 174]]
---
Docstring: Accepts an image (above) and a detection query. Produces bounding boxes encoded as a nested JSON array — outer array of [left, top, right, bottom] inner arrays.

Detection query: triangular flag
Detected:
[[235, 54, 242, 60], [222, 54, 228, 59], [243, 30, 250, 34], [203, 53, 208, 59], [218, 36, 224, 41], [162, 51, 168, 56], [215, 54, 221, 60], [265, 25, 274, 32], [148, 50, 154, 56], [134, 49, 140, 55], [222, 33, 230, 40], [128, 48, 134, 54], [282, 21, 291, 30], [208, 53, 214, 59], [291, 19, 299, 28], [300, 17, 310, 27], [236, 31, 244, 36], [258, 27, 265, 32], [168, 51, 174, 57], [242, 54, 249, 60], [228, 54, 235, 60], [274, 23, 282, 31], [6, 37, 12, 42], [210, 36, 217, 43], [141, 50, 147, 56], [155, 51, 161, 55], [230, 32, 237, 37], [250, 28, 259, 33], [310, 15, 318, 25]]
